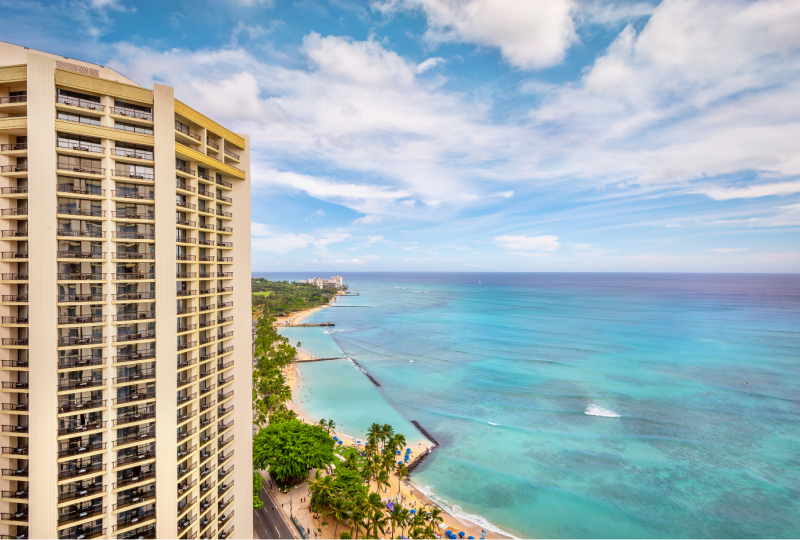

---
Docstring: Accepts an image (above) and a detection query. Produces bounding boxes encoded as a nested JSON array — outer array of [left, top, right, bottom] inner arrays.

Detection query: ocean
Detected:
[[259, 272, 800, 539]]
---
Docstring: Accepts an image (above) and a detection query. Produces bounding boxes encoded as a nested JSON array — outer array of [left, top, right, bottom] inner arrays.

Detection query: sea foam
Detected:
[[414, 483, 519, 539], [585, 404, 621, 417]]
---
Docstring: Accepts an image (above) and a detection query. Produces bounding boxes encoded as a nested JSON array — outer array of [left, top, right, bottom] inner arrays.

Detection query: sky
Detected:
[[2, 0, 799, 272]]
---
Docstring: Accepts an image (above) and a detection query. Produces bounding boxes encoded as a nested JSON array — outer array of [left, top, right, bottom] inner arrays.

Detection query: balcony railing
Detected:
[[117, 524, 156, 540], [177, 393, 196, 406], [112, 429, 156, 447], [216, 178, 232, 188], [1, 208, 27, 216], [57, 336, 105, 347], [114, 468, 156, 488], [57, 95, 104, 112], [175, 122, 201, 141], [0, 94, 26, 104], [56, 376, 105, 390], [57, 484, 106, 504], [112, 170, 154, 181], [0, 164, 27, 173], [112, 391, 156, 406], [57, 441, 106, 459], [56, 163, 104, 175], [112, 291, 156, 301], [112, 190, 154, 200], [57, 250, 105, 259], [57, 504, 105, 526], [177, 375, 197, 389], [112, 231, 154, 240], [0, 143, 27, 151], [176, 218, 196, 227], [177, 272, 197, 279], [113, 411, 156, 427], [57, 293, 105, 302], [112, 211, 154, 220], [1, 229, 28, 237], [113, 350, 156, 363], [199, 223, 215, 231], [223, 148, 240, 160], [177, 181, 196, 193], [112, 273, 155, 280], [57, 461, 106, 480], [114, 252, 155, 260], [57, 354, 104, 369], [57, 398, 106, 415], [1, 359, 28, 369], [113, 506, 156, 532], [57, 421, 106, 437], [114, 311, 155, 322], [177, 307, 196, 316], [1, 425, 28, 434], [206, 140, 219, 150], [177, 200, 196, 210], [56, 228, 104, 238], [57, 139, 103, 154], [57, 314, 105, 324], [1, 273, 27, 281], [112, 368, 156, 383], [0, 186, 27, 195], [113, 485, 156, 511], [56, 272, 105, 281], [56, 206, 104, 217], [176, 164, 196, 175], [113, 146, 154, 160], [176, 254, 196, 261], [1, 467, 28, 477], [113, 106, 153, 122], [217, 226, 233, 233]]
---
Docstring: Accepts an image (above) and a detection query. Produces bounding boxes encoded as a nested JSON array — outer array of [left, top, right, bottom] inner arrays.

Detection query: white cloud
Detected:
[[251, 224, 349, 254], [752, 204, 800, 227], [353, 215, 388, 226], [319, 259, 369, 266], [313, 209, 326, 217], [375, 0, 577, 69], [416, 57, 445, 73], [493, 234, 560, 256], [228, 0, 274, 6], [580, 1, 656, 27], [706, 248, 748, 253], [692, 181, 800, 201], [492, 190, 514, 198]]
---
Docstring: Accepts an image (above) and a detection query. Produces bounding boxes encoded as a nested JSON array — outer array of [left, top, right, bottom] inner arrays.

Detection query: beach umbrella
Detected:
[[338, 441, 343, 445], [411, 510, 416, 514], [396, 451, 401, 454], [446, 531, 453, 538], [398, 461, 403, 465], [334, 436, 338, 440], [459, 532, 465, 538], [468, 537, 474, 539]]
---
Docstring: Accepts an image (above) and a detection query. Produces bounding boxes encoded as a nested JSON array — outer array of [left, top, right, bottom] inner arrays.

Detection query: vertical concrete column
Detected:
[[26, 51, 58, 539], [231, 134, 253, 538], [153, 83, 179, 539]]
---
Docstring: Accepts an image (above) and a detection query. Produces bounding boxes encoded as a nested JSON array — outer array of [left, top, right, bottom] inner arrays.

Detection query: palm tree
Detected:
[[382, 423, 395, 451], [366, 423, 381, 451], [377, 469, 390, 494], [394, 463, 408, 498], [327, 496, 350, 540], [371, 507, 389, 538], [309, 472, 335, 510], [350, 498, 368, 539], [398, 506, 411, 539], [388, 504, 405, 540], [327, 418, 336, 434], [427, 507, 444, 536], [409, 511, 426, 538]]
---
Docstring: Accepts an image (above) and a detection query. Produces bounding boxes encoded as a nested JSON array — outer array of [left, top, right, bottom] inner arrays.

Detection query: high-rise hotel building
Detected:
[[0, 42, 253, 539]]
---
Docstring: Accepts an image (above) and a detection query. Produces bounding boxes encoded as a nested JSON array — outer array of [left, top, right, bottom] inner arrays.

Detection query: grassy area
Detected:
[[252, 278, 333, 317]]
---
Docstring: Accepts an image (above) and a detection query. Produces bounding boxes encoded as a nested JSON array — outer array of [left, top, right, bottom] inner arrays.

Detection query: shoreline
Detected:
[[273, 299, 512, 540]]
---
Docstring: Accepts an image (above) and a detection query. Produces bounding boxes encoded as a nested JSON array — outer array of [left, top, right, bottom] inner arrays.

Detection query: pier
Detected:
[[285, 322, 335, 327], [349, 357, 381, 387], [406, 421, 440, 473], [411, 420, 440, 447], [294, 357, 344, 363]]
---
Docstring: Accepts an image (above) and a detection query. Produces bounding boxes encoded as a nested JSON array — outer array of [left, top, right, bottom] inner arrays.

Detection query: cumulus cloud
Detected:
[[493, 234, 560, 256], [416, 57, 445, 73], [374, 0, 577, 68]]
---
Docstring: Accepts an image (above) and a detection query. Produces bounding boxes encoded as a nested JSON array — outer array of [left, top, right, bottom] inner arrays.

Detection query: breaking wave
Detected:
[[585, 404, 621, 417]]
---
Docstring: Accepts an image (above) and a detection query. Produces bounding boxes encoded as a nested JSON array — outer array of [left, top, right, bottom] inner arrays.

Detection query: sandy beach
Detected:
[[266, 302, 511, 539]]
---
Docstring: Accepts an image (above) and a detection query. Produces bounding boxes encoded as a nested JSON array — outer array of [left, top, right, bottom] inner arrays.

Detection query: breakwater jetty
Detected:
[[294, 357, 344, 363], [330, 306, 370, 308], [349, 357, 381, 387], [286, 322, 335, 327], [407, 421, 440, 472]]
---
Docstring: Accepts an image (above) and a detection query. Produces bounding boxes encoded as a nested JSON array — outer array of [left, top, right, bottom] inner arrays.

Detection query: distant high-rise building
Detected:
[[0, 41, 252, 539]]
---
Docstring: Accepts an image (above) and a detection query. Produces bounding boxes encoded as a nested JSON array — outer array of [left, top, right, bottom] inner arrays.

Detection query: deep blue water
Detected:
[[258, 272, 800, 538]]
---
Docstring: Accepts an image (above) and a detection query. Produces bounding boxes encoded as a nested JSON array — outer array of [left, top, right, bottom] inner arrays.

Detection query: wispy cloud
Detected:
[[494, 235, 560, 257]]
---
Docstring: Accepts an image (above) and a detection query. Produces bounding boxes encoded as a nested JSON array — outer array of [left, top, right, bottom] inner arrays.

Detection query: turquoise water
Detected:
[[266, 273, 800, 538], [279, 326, 427, 447]]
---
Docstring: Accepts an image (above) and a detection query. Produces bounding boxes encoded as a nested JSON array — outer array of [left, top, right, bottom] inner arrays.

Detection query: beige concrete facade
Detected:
[[0, 42, 252, 540]]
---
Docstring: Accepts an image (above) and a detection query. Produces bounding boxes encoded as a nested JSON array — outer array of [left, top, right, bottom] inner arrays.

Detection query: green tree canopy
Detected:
[[253, 420, 335, 484]]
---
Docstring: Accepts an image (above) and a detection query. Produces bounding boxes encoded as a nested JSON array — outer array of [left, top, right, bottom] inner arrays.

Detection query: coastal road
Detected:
[[254, 482, 296, 539]]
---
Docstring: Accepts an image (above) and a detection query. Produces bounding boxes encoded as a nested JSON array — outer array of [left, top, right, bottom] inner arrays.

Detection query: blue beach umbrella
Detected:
[[469, 537, 475, 539], [410, 510, 416, 514], [398, 461, 403, 465], [333, 436, 338, 440], [446, 531, 453, 538], [338, 441, 343, 445], [396, 451, 401, 454], [459, 532, 465, 538]]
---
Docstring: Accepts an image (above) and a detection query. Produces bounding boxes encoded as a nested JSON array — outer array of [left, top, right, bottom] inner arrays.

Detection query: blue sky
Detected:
[[3, 0, 799, 272]]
